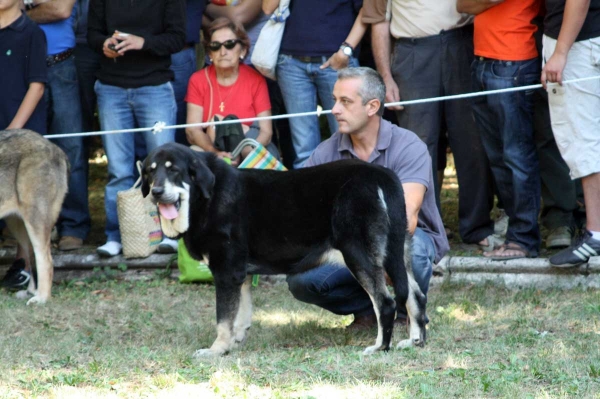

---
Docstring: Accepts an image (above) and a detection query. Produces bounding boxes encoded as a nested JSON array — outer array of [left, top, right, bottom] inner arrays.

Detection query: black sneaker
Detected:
[[1, 258, 31, 290], [549, 230, 600, 268]]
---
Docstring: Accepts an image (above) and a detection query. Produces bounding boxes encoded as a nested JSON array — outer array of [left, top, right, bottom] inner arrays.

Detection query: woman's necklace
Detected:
[[215, 74, 238, 113]]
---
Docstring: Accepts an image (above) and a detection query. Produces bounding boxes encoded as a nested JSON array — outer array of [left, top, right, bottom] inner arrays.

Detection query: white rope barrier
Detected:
[[44, 75, 600, 140]]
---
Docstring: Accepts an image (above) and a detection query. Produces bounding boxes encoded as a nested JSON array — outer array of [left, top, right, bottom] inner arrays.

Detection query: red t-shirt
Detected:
[[474, 0, 541, 61], [185, 64, 271, 126]]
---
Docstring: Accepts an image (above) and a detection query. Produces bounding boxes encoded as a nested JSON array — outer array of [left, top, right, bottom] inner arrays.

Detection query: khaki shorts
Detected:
[[543, 34, 600, 179]]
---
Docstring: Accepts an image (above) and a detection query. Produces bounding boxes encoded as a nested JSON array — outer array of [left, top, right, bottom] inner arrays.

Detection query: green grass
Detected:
[[1, 278, 599, 398]]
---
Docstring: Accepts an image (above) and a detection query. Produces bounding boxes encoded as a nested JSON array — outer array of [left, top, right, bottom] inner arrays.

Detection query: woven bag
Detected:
[[117, 161, 162, 258]]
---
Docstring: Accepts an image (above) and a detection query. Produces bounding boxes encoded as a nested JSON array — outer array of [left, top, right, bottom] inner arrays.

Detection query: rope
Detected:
[[43, 75, 600, 140]]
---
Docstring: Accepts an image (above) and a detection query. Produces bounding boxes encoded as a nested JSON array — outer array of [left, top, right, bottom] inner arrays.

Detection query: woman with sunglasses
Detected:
[[185, 17, 279, 165]]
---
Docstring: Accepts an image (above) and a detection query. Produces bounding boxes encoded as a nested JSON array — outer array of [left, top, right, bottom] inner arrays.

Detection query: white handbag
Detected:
[[250, 0, 290, 80]]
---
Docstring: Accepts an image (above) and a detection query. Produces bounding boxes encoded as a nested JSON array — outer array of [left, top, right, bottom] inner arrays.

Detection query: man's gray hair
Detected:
[[337, 67, 386, 116]]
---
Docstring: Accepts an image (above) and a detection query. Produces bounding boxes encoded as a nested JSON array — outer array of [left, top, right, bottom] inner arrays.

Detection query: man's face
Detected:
[[331, 78, 371, 135]]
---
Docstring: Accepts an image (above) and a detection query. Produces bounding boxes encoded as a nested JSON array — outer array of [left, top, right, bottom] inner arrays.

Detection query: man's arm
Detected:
[[541, 0, 590, 88], [206, 0, 262, 25], [6, 83, 45, 130], [27, 0, 75, 24], [262, 0, 279, 15], [320, 7, 367, 71], [371, 21, 403, 110], [456, 0, 504, 15], [402, 182, 425, 235]]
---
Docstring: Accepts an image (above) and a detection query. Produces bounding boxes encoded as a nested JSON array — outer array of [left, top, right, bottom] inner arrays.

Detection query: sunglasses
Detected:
[[208, 39, 241, 52]]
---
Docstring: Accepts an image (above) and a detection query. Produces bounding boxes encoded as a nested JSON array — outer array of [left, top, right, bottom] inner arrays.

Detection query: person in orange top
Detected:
[[457, 0, 542, 260]]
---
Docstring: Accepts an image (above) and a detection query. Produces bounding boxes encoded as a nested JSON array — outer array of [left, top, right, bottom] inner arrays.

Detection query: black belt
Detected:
[[287, 54, 327, 64], [46, 48, 74, 67]]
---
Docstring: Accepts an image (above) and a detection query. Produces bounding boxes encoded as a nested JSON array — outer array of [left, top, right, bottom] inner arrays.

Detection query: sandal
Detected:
[[478, 234, 504, 252], [484, 242, 530, 260]]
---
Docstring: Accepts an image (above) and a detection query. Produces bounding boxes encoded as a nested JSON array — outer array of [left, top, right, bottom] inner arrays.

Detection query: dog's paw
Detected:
[[26, 295, 48, 305], [193, 348, 221, 358], [15, 290, 31, 300], [363, 345, 384, 355], [396, 339, 417, 349]]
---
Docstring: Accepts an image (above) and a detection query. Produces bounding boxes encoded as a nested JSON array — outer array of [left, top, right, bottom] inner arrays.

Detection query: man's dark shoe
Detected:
[[1, 258, 31, 290], [549, 229, 600, 268]]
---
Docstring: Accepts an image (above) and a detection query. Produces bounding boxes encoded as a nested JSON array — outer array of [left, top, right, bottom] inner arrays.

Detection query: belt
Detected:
[[288, 54, 327, 64], [46, 48, 74, 67]]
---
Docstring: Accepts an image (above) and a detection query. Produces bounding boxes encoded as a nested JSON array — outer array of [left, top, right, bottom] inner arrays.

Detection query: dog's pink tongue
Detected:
[[158, 203, 179, 220]]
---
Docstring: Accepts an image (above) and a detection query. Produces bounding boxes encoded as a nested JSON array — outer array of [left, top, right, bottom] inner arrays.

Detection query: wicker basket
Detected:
[[117, 161, 162, 258]]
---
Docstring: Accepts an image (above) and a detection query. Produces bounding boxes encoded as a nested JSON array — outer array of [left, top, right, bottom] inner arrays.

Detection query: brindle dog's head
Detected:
[[142, 143, 215, 237]]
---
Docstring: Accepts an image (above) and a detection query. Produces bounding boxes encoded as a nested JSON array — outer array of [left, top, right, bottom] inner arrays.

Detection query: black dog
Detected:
[[142, 143, 427, 356]]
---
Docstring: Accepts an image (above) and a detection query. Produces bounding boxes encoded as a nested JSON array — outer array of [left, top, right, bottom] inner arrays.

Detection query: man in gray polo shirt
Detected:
[[286, 67, 449, 327]]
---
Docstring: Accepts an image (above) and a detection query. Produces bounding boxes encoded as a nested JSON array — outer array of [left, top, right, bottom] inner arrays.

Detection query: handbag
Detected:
[[177, 239, 213, 283], [250, 0, 290, 80], [232, 138, 287, 171], [117, 161, 163, 258]]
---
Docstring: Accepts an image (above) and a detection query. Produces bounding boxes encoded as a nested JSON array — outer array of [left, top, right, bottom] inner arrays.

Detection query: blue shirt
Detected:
[[0, 12, 47, 134], [280, 0, 362, 57], [39, 5, 77, 55], [305, 119, 449, 262], [185, 0, 207, 44]]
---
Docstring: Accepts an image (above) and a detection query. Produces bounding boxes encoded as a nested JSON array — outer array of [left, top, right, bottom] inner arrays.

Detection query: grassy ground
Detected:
[[1, 277, 599, 398]]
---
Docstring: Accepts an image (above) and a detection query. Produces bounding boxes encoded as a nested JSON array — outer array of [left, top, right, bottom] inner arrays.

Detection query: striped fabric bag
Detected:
[[234, 138, 287, 171]]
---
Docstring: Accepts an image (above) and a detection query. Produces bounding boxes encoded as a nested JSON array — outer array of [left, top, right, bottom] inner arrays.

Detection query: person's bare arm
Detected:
[[541, 0, 590, 88], [206, 0, 262, 25], [320, 7, 368, 70], [262, 0, 279, 15], [402, 182, 426, 235], [254, 110, 273, 147], [27, 0, 76, 24], [6, 83, 45, 130], [371, 20, 403, 110], [456, 0, 505, 15]]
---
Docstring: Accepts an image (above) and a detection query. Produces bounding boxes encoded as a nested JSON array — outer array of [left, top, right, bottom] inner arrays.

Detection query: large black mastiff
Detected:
[[141, 143, 427, 356]]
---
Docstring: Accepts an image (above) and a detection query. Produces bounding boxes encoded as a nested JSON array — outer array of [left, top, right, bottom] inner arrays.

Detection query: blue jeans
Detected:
[[45, 56, 91, 240], [170, 47, 197, 145], [95, 80, 176, 243], [471, 57, 541, 255], [276, 54, 359, 168], [286, 228, 435, 318]]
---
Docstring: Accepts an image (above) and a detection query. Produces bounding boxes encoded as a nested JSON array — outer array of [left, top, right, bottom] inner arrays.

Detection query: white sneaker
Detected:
[[158, 237, 178, 254], [97, 241, 122, 257]]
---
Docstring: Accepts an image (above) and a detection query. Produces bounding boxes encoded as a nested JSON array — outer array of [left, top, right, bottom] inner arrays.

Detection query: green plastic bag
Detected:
[[177, 239, 213, 283]]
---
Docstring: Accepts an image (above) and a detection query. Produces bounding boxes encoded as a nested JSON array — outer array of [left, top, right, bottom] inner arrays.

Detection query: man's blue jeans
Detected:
[[471, 57, 541, 255], [170, 47, 197, 145], [46, 56, 91, 240], [95, 81, 176, 243], [286, 228, 435, 318], [276, 54, 359, 168]]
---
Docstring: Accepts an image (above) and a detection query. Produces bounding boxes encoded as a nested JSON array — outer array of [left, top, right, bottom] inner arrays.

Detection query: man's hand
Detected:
[[384, 76, 404, 111], [320, 50, 350, 71], [541, 51, 568, 89], [103, 37, 121, 58], [112, 31, 145, 55]]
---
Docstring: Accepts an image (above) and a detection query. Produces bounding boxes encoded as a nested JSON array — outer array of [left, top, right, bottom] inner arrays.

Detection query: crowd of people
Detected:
[[1, 0, 599, 323]]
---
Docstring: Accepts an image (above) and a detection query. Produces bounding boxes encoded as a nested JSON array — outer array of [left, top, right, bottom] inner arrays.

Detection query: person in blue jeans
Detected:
[[88, 0, 185, 257], [28, 0, 91, 252], [264, 0, 367, 169], [459, 0, 542, 259], [286, 67, 449, 328]]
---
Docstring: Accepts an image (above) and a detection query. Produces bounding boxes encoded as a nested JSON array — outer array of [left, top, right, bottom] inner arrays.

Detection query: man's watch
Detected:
[[340, 42, 354, 57], [24, 0, 35, 10]]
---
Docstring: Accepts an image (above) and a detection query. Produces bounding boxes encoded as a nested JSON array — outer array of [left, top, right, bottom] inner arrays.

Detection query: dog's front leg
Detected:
[[194, 277, 245, 357], [233, 276, 253, 344]]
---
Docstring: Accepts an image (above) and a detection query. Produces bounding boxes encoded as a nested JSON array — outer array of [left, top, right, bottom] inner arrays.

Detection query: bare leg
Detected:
[[582, 173, 600, 231]]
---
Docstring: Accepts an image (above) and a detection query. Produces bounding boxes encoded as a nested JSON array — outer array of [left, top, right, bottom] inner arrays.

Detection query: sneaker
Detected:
[[1, 258, 31, 290], [58, 236, 83, 251], [549, 230, 600, 268], [546, 226, 573, 249], [157, 237, 178, 254], [494, 209, 509, 237], [97, 241, 122, 257]]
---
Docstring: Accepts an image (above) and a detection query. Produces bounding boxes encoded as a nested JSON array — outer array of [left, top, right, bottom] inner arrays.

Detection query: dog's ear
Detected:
[[141, 161, 151, 198], [188, 156, 215, 200]]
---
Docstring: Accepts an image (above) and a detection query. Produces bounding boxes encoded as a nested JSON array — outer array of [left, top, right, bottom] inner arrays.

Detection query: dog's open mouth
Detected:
[[158, 200, 181, 220]]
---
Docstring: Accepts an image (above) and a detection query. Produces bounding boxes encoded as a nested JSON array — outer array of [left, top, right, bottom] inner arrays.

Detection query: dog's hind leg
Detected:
[[233, 276, 253, 345], [339, 245, 396, 355], [4, 216, 36, 300], [396, 236, 427, 349], [23, 220, 53, 305]]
